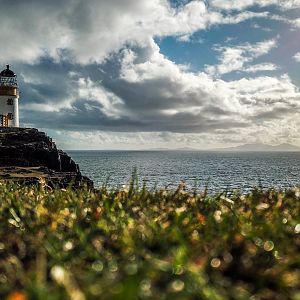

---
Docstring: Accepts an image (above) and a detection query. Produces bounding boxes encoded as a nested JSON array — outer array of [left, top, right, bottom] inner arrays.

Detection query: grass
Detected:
[[0, 179, 300, 300]]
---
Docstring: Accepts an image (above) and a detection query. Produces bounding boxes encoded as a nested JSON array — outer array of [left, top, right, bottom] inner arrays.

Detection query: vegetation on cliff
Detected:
[[1, 180, 300, 300]]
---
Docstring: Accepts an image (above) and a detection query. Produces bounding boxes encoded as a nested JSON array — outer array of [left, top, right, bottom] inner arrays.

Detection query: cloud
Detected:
[[205, 39, 278, 76], [20, 39, 300, 139], [292, 18, 300, 27], [77, 77, 124, 118], [244, 63, 278, 73], [209, 0, 300, 11], [294, 53, 300, 62], [0, 0, 272, 65], [270, 15, 300, 28]]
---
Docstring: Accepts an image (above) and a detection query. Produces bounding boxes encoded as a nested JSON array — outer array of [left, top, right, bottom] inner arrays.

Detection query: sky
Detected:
[[0, 0, 300, 150]]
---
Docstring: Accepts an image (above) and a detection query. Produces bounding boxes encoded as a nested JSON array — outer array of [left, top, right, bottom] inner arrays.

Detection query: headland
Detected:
[[0, 127, 93, 188]]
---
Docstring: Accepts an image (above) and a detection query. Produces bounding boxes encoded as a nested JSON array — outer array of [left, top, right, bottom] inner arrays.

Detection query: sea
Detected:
[[67, 150, 300, 193]]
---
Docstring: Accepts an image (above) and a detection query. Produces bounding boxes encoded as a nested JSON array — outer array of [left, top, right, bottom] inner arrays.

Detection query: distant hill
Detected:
[[175, 147, 199, 151], [215, 143, 300, 152], [150, 147, 199, 151]]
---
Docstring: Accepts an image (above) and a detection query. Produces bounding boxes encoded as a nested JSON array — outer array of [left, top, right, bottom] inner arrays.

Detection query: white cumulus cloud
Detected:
[[205, 39, 278, 76]]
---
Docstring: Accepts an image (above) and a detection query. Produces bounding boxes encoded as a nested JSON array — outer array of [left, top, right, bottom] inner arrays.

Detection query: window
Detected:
[[7, 113, 13, 120], [1, 115, 8, 127], [0, 77, 17, 86], [7, 99, 13, 105]]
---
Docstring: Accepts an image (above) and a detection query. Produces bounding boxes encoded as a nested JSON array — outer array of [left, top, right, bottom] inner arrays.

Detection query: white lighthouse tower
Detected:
[[0, 65, 19, 127]]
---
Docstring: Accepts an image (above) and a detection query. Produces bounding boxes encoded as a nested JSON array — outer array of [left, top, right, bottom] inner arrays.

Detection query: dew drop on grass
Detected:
[[173, 265, 184, 275], [92, 260, 104, 272], [191, 230, 199, 241], [108, 261, 118, 272], [0, 274, 7, 284], [211, 258, 221, 268], [274, 251, 282, 260], [214, 210, 222, 222], [263, 241, 274, 252], [63, 241, 74, 251], [51, 266, 66, 284], [170, 280, 185, 292], [140, 280, 152, 297], [254, 237, 263, 247]]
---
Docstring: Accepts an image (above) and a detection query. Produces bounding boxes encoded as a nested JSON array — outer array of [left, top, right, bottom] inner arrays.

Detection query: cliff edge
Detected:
[[0, 127, 93, 188]]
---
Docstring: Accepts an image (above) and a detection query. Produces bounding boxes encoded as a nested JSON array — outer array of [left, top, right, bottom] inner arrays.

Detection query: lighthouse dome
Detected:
[[0, 65, 16, 77]]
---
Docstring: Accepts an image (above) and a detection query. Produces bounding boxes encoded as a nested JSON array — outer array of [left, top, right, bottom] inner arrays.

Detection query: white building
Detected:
[[0, 65, 19, 127]]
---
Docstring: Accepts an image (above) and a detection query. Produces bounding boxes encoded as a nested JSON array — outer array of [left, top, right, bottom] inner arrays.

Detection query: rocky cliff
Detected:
[[0, 127, 93, 188]]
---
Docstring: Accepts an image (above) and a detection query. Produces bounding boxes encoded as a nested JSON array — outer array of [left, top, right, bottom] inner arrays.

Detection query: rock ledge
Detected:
[[0, 127, 93, 188]]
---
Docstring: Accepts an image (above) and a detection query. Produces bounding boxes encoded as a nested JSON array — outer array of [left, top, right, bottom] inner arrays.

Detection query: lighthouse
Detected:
[[0, 65, 19, 127]]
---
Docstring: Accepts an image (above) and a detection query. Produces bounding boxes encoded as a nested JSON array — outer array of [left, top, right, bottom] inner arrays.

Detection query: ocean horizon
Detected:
[[67, 150, 300, 193]]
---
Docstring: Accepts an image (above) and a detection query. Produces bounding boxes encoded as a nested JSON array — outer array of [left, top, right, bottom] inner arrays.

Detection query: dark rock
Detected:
[[0, 128, 93, 189]]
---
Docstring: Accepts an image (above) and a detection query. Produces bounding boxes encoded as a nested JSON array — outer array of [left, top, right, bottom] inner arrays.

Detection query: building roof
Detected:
[[0, 65, 16, 77]]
